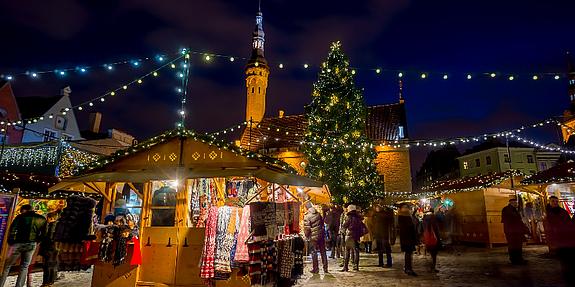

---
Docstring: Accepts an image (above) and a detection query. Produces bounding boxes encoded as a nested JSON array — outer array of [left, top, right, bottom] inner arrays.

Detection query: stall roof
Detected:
[[422, 170, 522, 194], [521, 161, 575, 185], [52, 129, 323, 188]]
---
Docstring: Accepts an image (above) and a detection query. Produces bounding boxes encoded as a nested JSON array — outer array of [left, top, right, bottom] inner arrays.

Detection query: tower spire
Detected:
[[247, 2, 267, 69], [244, 2, 270, 124]]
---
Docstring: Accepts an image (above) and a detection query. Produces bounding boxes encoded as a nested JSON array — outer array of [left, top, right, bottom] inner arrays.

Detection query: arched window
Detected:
[[258, 87, 261, 94], [252, 87, 255, 93]]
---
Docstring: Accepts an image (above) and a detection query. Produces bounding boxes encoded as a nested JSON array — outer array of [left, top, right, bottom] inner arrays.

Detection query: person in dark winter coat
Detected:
[[326, 206, 343, 259], [423, 208, 441, 273], [40, 212, 59, 287], [545, 196, 575, 285], [340, 205, 366, 272], [304, 206, 328, 274], [0, 205, 47, 287], [501, 198, 529, 265], [371, 205, 395, 267], [398, 203, 418, 276]]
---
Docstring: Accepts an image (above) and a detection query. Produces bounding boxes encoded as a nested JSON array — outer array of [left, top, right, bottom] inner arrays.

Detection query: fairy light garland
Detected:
[[6, 53, 188, 126], [0, 48, 567, 82], [78, 128, 297, 175], [0, 52, 180, 80]]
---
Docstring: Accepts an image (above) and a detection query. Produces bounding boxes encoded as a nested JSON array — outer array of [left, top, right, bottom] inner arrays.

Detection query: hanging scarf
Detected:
[[214, 206, 232, 273], [200, 206, 219, 279], [234, 205, 251, 263], [230, 209, 241, 268]]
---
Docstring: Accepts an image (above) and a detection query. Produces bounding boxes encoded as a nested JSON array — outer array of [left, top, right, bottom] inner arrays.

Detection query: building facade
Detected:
[[458, 146, 560, 178], [239, 9, 412, 194]]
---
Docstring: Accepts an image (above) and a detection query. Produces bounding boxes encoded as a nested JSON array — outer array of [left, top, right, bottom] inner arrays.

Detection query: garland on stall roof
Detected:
[[77, 128, 298, 176]]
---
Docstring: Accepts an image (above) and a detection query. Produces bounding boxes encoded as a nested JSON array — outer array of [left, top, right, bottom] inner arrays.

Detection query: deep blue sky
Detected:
[[0, 0, 573, 172]]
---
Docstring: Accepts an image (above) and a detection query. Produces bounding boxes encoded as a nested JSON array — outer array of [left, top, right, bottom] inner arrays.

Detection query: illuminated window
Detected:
[[398, 126, 405, 139], [463, 161, 469, 170]]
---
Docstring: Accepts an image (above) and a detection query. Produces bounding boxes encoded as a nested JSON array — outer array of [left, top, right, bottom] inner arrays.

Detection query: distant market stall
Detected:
[[521, 160, 575, 215], [0, 141, 101, 273], [421, 171, 545, 246], [50, 129, 326, 287]]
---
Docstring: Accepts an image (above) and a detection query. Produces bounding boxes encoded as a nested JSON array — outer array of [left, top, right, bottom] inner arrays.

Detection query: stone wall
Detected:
[[374, 146, 413, 193], [272, 147, 413, 194]]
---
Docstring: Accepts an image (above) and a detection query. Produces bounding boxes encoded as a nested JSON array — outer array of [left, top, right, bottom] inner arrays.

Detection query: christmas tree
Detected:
[[303, 41, 384, 206]]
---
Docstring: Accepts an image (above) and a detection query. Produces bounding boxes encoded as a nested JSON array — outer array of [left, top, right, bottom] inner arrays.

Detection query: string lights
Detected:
[[210, 117, 571, 153], [0, 48, 568, 82], [13, 53, 187, 126], [0, 52, 180, 80]]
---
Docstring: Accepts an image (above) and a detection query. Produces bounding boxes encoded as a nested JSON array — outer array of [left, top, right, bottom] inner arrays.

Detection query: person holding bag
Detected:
[[422, 207, 441, 273], [340, 205, 367, 272]]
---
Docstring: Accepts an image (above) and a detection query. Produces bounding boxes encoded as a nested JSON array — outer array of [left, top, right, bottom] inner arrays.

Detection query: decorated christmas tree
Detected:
[[303, 41, 384, 206]]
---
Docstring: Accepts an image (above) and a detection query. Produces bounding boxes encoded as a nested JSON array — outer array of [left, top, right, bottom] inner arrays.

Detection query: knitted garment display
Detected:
[[200, 206, 219, 279], [234, 205, 251, 263], [214, 206, 232, 273]]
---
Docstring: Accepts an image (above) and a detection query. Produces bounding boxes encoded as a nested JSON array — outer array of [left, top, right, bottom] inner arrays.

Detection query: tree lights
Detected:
[[302, 41, 383, 206]]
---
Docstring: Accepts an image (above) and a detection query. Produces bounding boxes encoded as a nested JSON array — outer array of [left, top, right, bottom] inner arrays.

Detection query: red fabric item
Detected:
[[200, 206, 219, 279], [130, 237, 142, 266], [81, 241, 100, 265]]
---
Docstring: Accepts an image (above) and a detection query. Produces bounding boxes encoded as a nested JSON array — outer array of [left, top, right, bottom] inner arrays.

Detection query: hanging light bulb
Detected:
[[279, 63, 284, 69], [100, 98, 105, 102], [421, 73, 427, 79], [467, 74, 472, 80], [304, 63, 309, 69], [375, 68, 381, 74], [508, 75, 514, 81], [137, 79, 143, 84], [31, 73, 38, 78], [171, 63, 176, 69], [490, 73, 496, 78], [205, 55, 211, 61], [398, 72, 403, 78], [153, 72, 158, 77], [443, 74, 448, 80], [555, 75, 561, 80], [532, 75, 538, 80], [123, 85, 128, 90], [110, 91, 116, 96], [229, 57, 235, 62]]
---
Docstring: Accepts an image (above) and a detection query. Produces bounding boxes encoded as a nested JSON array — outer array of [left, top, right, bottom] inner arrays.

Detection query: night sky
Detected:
[[1, 0, 574, 173]]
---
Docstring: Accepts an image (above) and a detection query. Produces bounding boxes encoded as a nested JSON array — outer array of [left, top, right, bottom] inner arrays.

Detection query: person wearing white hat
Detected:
[[340, 205, 367, 271]]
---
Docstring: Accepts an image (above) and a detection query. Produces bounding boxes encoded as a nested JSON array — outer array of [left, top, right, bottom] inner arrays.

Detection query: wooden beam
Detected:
[[127, 182, 144, 199]]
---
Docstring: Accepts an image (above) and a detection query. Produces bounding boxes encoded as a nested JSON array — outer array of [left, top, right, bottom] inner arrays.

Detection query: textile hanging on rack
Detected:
[[215, 206, 237, 274], [230, 209, 241, 268], [292, 236, 305, 278], [214, 206, 232, 272], [277, 239, 294, 279], [234, 205, 251, 263], [200, 206, 219, 279]]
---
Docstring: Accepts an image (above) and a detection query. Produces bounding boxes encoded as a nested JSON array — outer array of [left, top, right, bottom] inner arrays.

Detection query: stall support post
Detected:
[[100, 182, 116, 222]]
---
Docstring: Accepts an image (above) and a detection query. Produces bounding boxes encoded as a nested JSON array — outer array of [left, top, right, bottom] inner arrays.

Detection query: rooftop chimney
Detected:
[[278, 110, 285, 118], [89, 112, 102, 133]]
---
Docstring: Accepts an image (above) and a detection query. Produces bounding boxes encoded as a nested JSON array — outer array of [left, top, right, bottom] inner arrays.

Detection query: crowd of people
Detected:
[[303, 195, 575, 283], [502, 196, 575, 285], [304, 201, 444, 277]]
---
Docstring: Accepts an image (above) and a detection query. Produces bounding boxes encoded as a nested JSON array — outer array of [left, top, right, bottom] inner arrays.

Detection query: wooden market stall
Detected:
[[50, 129, 324, 287], [422, 171, 545, 247], [521, 160, 575, 215]]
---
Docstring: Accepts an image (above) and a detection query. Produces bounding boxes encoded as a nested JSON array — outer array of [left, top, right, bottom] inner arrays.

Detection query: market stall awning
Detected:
[[521, 161, 575, 185], [51, 129, 323, 191], [421, 170, 524, 194]]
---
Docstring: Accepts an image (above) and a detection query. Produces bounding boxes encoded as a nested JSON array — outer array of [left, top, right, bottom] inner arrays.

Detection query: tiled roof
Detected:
[[240, 102, 408, 151], [521, 161, 575, 185], [16, 96, 62, 119]]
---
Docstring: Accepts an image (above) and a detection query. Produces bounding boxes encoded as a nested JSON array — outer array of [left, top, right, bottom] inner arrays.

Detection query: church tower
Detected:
[[245, 6, 269, 124]]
